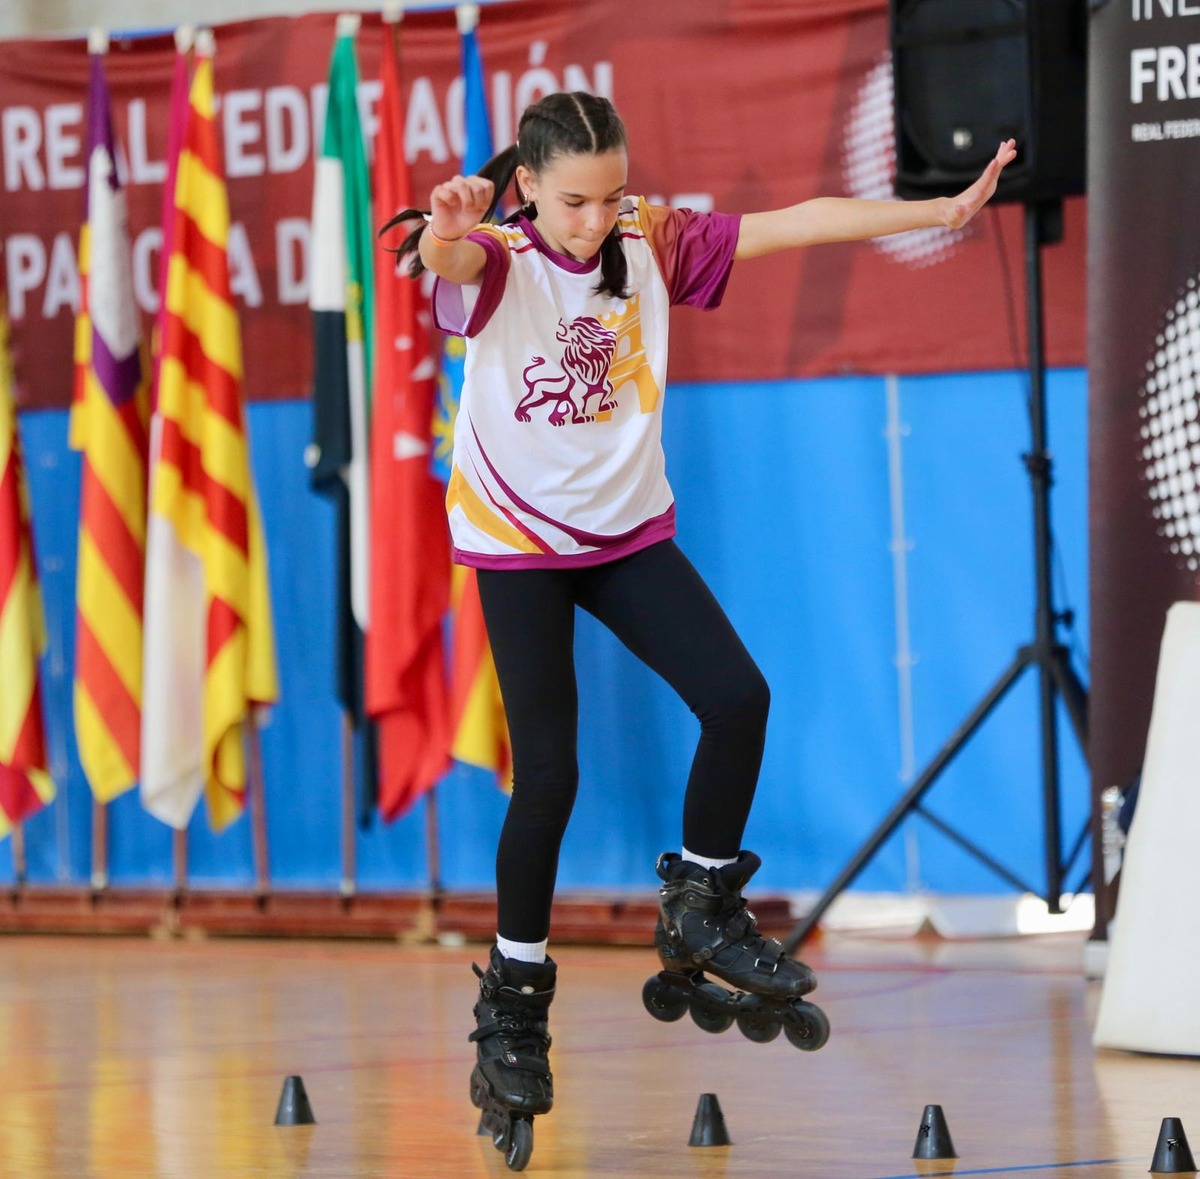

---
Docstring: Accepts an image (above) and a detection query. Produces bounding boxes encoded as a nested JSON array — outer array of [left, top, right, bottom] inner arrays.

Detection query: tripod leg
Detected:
[[1036, 653, 1065, 911], [783, 652, 1030, 953], [1047, 646, 1089, 757]]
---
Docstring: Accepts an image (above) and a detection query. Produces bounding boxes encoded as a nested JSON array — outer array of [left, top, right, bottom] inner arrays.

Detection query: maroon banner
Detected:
[[0, 0, 1085, 410], [1089, 1, 1200, 809]]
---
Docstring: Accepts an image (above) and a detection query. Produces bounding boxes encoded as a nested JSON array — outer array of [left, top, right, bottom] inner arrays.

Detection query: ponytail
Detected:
[[379, 144, 525, 279], [595, 229, 630, 301]]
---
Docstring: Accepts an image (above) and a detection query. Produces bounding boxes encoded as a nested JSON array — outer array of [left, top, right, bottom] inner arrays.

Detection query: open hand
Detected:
[[429, 174, 494, 242], [942, 139, 1018, 230]]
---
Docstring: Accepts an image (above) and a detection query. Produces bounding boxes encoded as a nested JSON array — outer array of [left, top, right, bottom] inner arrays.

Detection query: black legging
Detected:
[[477, 540, 770, 943]]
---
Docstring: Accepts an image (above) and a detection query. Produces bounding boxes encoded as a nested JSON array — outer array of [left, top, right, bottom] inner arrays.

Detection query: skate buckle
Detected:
[[755, 944, 783, 973]]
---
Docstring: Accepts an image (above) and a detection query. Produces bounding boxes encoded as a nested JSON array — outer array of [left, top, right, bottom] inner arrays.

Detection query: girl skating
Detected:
[[388, 90, 1014, 1170]]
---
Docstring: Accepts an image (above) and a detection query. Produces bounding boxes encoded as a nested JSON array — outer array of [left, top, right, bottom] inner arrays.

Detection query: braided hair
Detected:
[[382, 91, 630, 299]]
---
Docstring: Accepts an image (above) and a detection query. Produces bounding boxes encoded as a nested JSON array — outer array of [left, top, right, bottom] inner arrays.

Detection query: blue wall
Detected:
[[3, 368, 1090, 896]]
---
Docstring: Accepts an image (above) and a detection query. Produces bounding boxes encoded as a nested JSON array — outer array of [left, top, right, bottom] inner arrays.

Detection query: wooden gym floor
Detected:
[[0, 930, 1193, 1178]]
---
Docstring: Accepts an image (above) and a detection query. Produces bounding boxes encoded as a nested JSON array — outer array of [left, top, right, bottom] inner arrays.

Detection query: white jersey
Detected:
[[432, 196, 740, 569]]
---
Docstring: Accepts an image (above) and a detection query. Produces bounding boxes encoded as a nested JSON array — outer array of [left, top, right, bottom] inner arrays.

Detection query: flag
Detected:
[[309, 18, 378, 820], [0, 299, 56, 835], [365, 19, 453, 821], [439, 5, 511, 790], [140, 30, 203, 829], [141, 31, 279, 831], [69, 46, 149, 803], [152, 27, 193, 406], [449, 565, 511, 789]]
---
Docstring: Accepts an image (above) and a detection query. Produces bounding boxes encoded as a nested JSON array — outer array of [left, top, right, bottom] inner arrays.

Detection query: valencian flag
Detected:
[[438, 4, 511, 789], [0, 299, 56, 834], [365, 16, 452, 821], [141, 30, 279, 830], [69, 39, 149, 803], [309, 15, 378, 821], [141, 27, 202, 828]]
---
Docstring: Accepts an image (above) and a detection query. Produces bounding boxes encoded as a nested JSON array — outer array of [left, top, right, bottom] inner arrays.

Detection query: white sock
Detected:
[[496, 935, 548, 964], [681, 847, 738, 870]]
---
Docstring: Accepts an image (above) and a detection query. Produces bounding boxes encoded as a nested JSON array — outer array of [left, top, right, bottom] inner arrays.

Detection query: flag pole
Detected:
[[246, 723, 270, 899], [91, 801, 108, 891], [425, 789, 442, 897], [340, 712, 356, 897], [12, 824, 27, 888], [172, 827, 188, 900]]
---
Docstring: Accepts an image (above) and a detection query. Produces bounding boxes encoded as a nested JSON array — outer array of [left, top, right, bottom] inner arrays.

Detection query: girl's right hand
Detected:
[[429, 175, 495, 242]]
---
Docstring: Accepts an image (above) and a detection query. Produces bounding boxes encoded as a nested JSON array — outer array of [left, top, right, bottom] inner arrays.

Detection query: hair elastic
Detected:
[[427, 227, 466, 247]]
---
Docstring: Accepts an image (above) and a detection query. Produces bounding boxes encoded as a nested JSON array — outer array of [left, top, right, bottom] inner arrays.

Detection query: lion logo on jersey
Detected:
[[514, 316, 619, 426]]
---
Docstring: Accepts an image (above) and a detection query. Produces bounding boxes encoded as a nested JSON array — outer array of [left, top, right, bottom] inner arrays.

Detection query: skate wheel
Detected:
[[642, 976, 688, 1022], [505, 1116, 533, 1171], [689, 1003, 735, 1034], [736, 1007, 781, 1043], [783, 1001, 830, 1051]]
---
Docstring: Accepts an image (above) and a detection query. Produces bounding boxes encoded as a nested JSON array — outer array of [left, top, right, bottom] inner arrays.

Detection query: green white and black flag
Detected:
[[308, 16, 377, 822]]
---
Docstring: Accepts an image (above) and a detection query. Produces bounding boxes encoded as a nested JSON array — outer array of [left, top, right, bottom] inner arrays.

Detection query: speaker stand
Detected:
[[783, 200, 1089, 952]]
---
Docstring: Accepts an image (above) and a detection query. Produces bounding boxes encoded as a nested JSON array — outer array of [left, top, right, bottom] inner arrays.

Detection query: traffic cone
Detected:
[[688, 1092, 732, 1147], [274, 1075, 316, 1126], [912, 1104, 957, 1159], [1150, 1117, 1196, 1173]]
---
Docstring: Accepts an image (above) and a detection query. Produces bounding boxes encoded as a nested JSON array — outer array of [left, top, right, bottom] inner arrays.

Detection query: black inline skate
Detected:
[[642, 851, 830, 1051], [468, 946, 556, 1172]]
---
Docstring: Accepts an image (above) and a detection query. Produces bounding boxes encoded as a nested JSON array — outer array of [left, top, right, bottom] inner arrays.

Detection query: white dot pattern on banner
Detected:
[[1139, 276, 1200, 574], [841, 56, 970, 269]]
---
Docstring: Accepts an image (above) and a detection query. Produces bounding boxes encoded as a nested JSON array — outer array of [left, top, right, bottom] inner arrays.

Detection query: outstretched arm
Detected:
[[733, 139, 1017, 260]]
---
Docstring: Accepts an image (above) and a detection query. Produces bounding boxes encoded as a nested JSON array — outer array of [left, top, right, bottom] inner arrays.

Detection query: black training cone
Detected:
[[274, 1075, 316, 1126], [688, 1092, 732, 1147], [1150, 1117, 1197, 1173], [912, 1104, 957, 1160]]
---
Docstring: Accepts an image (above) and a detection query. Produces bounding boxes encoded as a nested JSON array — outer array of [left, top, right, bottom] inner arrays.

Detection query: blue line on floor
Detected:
[[871, 1158, 1135, 1178]]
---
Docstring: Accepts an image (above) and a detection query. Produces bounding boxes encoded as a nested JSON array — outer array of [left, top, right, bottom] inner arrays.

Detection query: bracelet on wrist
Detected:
[[427, 227, 466, 247]]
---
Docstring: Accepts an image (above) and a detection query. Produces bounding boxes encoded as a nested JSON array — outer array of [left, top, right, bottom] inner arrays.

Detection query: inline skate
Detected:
[[469, 946, 556, 1171], [642, 851, 830, 1051]]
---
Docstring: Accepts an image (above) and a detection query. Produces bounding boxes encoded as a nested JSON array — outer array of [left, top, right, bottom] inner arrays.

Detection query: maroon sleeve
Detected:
[[430, 231, 510, 337], [641, 204, 742, 309]]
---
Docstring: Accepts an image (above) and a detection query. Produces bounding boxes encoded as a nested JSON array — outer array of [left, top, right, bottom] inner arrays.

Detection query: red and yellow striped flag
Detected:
[[69, 46, 149, 803], [449, 566, 511, 792], [142, 31, 278, 831], [1, 299, 56, 834]]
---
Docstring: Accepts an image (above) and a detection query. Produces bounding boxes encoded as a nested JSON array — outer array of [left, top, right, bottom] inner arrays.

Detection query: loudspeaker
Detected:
[[890, 0, 1087, 203]]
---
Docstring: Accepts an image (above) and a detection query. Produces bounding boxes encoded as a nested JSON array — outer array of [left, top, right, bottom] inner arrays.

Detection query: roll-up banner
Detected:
[[1089, 0, 1200, 917]]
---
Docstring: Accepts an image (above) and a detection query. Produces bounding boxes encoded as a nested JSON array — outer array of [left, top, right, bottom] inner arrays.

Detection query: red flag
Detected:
[[365, 18, 452, 821]]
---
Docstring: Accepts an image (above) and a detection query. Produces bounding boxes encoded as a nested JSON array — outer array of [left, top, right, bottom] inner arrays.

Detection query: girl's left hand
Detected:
[[942, 138, 1018, 229]]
